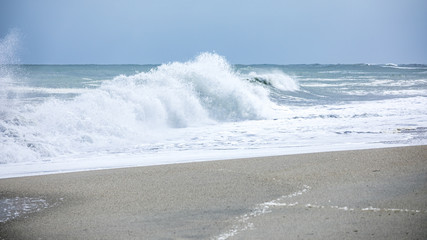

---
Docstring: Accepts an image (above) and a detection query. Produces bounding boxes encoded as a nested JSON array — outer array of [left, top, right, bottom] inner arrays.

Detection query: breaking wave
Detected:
[[1, 52, 297, 163]]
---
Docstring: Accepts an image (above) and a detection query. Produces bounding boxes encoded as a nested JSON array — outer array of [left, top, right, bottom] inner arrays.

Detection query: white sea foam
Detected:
[[0, 53, 280, 164], [1, 43, 427, 178], [301, 79, 427, 88], [343, 89, 427, 96], [0, 197, 50, 223], [109, 52, 275, 123]]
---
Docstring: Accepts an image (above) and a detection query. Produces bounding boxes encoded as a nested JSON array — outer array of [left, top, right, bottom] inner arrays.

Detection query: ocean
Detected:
[[1, 53, 427, 178]]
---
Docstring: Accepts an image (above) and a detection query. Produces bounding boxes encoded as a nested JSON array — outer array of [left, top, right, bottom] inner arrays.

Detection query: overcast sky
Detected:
[[1, 0, 426, 64]]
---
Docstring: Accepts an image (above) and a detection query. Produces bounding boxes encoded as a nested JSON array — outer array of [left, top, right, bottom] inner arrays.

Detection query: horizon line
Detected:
[[4, 62, 427, 66]]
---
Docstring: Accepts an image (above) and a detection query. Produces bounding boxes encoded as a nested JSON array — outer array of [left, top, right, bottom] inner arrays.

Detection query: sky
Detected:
[[1, 0, 426, 64]]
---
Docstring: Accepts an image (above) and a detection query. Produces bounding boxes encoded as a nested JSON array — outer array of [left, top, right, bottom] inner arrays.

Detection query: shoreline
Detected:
[[0, 144, 419, 180], [1, 145, 426, 239]]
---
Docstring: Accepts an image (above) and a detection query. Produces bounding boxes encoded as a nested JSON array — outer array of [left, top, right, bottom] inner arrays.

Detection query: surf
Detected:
[[1, 52, 295, 164]]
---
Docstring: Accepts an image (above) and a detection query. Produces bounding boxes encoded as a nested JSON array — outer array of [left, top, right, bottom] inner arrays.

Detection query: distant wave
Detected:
[[244, 71, 299, 91], [382, 63, 427, 70]]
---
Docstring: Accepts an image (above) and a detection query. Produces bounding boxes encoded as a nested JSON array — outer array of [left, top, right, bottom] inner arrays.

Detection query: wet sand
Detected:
[[1, 146, 426, 239]]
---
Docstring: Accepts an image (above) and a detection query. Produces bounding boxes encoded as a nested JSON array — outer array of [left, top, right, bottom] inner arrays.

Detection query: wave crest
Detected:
[[1, 53, 276, 163], [106, 52, 274, 125]]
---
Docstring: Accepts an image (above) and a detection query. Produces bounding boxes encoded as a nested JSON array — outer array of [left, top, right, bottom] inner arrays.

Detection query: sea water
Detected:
[[1, 52, 427, 178]]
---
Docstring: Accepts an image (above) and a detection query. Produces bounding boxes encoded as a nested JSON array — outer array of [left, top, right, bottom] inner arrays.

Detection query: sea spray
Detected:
[[0, 53, 279, 163], [0, 29, 22, 110], [114, 52, 275, 123], [0, 30, 35, 164], [0, 29, 21, 66]]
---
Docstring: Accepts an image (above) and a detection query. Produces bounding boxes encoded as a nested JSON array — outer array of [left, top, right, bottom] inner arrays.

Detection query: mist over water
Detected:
[[1, 31, 427, 177], [0, 30, 21, 111]]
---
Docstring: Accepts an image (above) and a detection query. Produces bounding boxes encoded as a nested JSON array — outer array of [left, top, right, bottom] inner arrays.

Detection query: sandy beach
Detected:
[[1, 145, 426, 239]]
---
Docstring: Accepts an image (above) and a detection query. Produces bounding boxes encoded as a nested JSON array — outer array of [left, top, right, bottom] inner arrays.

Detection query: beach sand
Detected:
[[0, 146, 426, 239]]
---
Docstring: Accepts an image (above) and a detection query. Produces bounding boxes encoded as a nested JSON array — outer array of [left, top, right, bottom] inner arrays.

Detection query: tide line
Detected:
[[213, 185, 311, 240], [213, 185, 426, 240]]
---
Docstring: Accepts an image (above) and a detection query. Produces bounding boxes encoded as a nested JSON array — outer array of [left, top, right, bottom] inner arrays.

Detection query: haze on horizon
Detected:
[[1, 0, 426, 64]]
